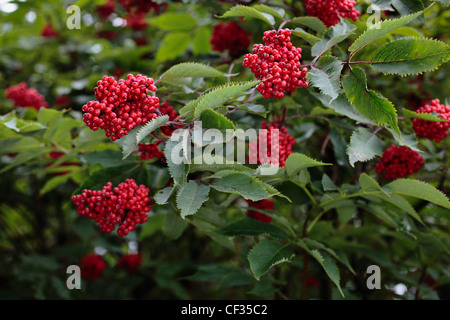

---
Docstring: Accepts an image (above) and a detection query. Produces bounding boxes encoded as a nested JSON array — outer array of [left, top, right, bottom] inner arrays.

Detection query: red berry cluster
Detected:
[[246, 199, 274, 223], [82, 74, 159, 141], [72, 179, 152, 237], [42, 22, 58, 38], [81, 253, 107, 280], [138, 142, 165, 161], [413, 99, 450, 143], [159, 101, 179, 137], [305, 0, 360, 27], [118, 253, 142, 274], [96, 0, 116, 19], [249, 121, 296, 167], [243, 29, 308, 99], [119, 0, 162, 14], [54, 95, 71, 107], [5, 82, 49, 110], [211, 21, 251, 57], [375, 145, 424, 179]]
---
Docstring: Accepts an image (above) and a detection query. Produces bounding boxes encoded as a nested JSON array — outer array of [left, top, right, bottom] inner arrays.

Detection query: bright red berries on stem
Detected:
[[82, 74, 159, 141], [305, 0, 360, 27], [72, 179, 152, 237], [138, 142, 165, 161], [81, 253, 107, 280], [5, 82, 48, 110], [413, 99, 450, 143], [243, 29, 309, 99], [249, 121, 296, 167], [118, 253, 142, 274], [375, 145, 424, 179], [211, 21, 251, 58], [246, 199, 274, 223]]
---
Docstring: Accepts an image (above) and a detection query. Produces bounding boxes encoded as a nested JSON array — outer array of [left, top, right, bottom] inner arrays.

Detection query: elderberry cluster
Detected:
[[82, 74, 159, 141], [305, 0, 360, 27], [243, 29, 308, 99], [413, 99, 450, 143], [211, 21, 251, 57], [375, 145, 424, 179], [159, 101, 179, 137], [80, 253, 107, 280], [138, 142, 165, 161], [118, 253, 143, 274], [42, 22, 58, 38], [72, 179, 152, 237], [248, 121, 296, 167], [246, 199, 274, 223], [96, 0, 116, 19], [5, 82, 48, 110]]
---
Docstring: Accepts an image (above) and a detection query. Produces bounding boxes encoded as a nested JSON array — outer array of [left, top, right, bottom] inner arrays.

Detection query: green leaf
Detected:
[[252, 4, 285, 21], [219, 5, 275, 26], [163, 211, 188, 240], [248, 239, 294, 280], [117, 115, 169, 159], [322, 174, 338, 191], [371, 193, 423, 224], [285, 153, 331, 177], [391, 0, 424, 16], [289, 16, 327, 34], [312, 93, 374, 124], [311, 20, 356, 57], [200, 109, 236, 130], [291, 28, 320, 45], [164, 130, 190, 187], [194, 80, 260, 117], [347, 128, 383, 167], [403, 108, 450, 122], [349, 11, 422, 52], [176, 181, 210, 218], [309, 249, 344, 297], [80, 150, 133, 168], [210, 172, 271, 201], [160, 63, 224, 83], [193, 27, 212, 56], [309, 56, 343, 101], [190, 155, 253, 173], [237, 103, 269, 117], [343, 67, 400, 136], [218, 219, 289, 240], [302, 239, 355, 274], [179, 99, 199, 116], [155, 186, 175, 205], [388, 179, 450, 209], [0, 148, 51, 174], [40, 174, 71, 195], [155, 32, 191, 63], [386, 129, 421, 153], [370, 38, 450, 76], [149, 12, 197, 31], [359, 173, 384, 192]]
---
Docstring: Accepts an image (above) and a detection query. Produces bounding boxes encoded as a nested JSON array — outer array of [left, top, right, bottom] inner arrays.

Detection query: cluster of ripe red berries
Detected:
[[211, 21, 251, 58], [243, 29, 308, 99], [138, 142, 165, 161], [72, 179, 152, 237], [42, 22, 58, 38], [118, 253, 143, 274], [305, 0, 360, 27], [80, 253, 107, 280], [246, 199, 274, 223], [249, 121, 296, 167], [375, 145, 424, 179], [82, 74, 159, 141], [81, 252, 143, 280], [5, 82, 48, 110], [413, 99, 450, 143]]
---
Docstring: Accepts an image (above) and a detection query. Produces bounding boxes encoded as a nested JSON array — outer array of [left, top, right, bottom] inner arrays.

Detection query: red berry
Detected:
[[42, 22, 58, 38], [248, 121, 296, 167], [210, 21, 251, 57], [375, 145, 424, 179], [72, 179, 152, 236], [243, 29, 308, 99], [305, 0, 360, 27], [96, 0, 116, 19], [118, 253, 142, 274], [82, 74, 159, 140], [138, 142, 165, 161], [246, 199, 274, 223], [412, 99, 450, 143], [5, 82, 49, 110], [80, 253, 107, 280]]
